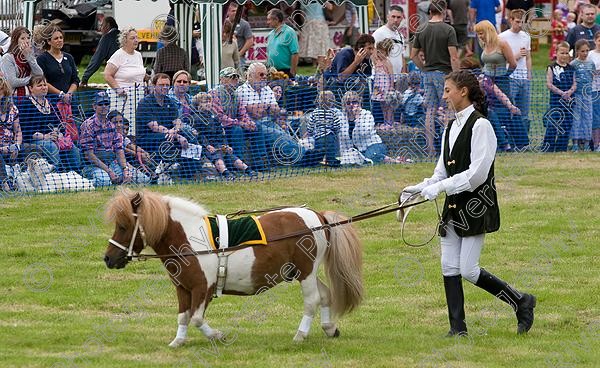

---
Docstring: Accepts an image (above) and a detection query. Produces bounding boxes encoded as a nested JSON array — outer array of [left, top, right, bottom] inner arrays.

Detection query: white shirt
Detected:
[[423, 105, 497, 195], [372, 25, 405, 75], [107, 48, 146, 88], [499, 29, 531, 79], [236, 82, 277, 107], [587, 50, 600, 92]]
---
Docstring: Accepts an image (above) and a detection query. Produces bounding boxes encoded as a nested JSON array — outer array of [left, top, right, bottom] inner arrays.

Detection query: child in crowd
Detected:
[[407, 49, 425, 73], [570, 39, 594, 151], [193, 93, 258, 179], [107, 110, 151, 184], [371, 38, 395, 127], [401, 72, 425, 128], [303, 90, 342, 167], [587, 31, 600, 151], [566, 12, 576, 31], [543, 41, 576, 152], [550, 9, 567, 60]]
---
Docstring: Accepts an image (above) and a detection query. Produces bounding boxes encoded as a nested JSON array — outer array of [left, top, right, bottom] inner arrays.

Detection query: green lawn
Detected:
[[1, 153, 599, 367]]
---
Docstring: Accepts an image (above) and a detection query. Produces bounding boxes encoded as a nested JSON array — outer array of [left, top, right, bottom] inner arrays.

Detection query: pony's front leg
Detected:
[[169, 286, 191, 348], [189, 288, 223, 341], [294, 275, 320, 342]]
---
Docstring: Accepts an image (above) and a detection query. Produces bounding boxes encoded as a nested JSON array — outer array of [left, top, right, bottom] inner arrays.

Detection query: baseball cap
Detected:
[[94, 91, 110, 105], [219, 67, 240, 79]]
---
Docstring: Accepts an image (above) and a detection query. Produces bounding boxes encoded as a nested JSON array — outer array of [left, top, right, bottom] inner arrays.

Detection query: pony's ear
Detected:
[[131, 192, 143, 213]]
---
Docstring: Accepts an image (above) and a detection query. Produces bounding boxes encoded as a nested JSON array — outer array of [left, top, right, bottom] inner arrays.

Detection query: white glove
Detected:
[[402, 183, 426, 194], [420, 181, 445, 201]]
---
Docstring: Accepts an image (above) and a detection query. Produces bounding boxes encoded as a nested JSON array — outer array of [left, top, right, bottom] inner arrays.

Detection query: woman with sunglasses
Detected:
[[36, 24, 80, 103], [0, 27, 44, 97], [339, 91, 406, 165], [169, 70, 202, 143]]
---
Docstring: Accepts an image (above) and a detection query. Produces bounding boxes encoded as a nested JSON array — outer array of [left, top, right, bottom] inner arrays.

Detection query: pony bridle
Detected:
[[108, 213, 148, 261]]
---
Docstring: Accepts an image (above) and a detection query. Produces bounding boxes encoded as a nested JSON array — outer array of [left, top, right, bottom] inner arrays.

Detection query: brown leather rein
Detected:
[[126, 199, 428, 261]]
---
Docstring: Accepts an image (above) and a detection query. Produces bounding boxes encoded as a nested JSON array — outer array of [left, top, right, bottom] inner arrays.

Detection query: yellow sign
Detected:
[[137, 29, 159, 43]]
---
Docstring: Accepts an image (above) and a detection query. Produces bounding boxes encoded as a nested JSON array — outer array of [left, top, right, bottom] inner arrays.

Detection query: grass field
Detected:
[[1, 153, 599, 367]]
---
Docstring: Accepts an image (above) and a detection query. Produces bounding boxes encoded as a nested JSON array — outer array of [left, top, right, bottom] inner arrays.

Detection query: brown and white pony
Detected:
[[104, 189, 363, 346]]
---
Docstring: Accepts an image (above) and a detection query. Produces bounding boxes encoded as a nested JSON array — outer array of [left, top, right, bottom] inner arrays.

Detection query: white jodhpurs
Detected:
[[441, 224, 485, 284]]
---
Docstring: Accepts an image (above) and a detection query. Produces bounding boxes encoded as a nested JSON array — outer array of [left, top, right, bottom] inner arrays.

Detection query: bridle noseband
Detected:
[[108, 213, 148, 261]]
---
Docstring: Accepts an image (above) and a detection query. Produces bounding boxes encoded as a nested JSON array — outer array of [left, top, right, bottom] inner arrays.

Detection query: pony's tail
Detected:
[[321, 211, 363, 319]]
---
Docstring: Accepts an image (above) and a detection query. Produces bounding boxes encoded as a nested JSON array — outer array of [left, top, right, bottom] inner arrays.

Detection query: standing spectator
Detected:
[[17, 76, 80, 172], [299, 1, 331, 66], [372, 5, 406, 75], [81, 16, 119, 86], [567, 4, 600, 50], [570, 39, 594, 151], [153, 26, 189, 80], [500, 10, 532, 134], [104, 27, 147, 129], [136, 73, 202, 180], [543, 42, 576, 152], [0, 27, 44, 97], [447, 0, 472, 57], [226, 2, 254, 68], [588, 31, 600, 151], [221, 20, 240, 71], [566, 12, 577, 31], [210, 67, 268, 171], [410, 0, 460, 156], [469, 0, 501, 56], [371, 39, 395, 127], [550, 9, 568, 60], [266, 9, 299, 77], [36, 25, 80, 97], [476, 20, 529, 150], [80, 92, 146, 187], [0, 76, 23, 192], [237, 63, 304, 166]]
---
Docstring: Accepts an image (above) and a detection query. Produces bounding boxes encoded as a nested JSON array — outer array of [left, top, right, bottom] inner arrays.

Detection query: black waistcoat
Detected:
[[439, 110, 500, 237]]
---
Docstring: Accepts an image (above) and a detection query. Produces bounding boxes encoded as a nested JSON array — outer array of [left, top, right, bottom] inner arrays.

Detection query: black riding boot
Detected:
[[443, 275, 467, 337], [475, 268, 536, 334]]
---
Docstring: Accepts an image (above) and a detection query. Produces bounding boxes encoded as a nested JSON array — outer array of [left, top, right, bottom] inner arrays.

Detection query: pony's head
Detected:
[[104, 189, 170, 269]]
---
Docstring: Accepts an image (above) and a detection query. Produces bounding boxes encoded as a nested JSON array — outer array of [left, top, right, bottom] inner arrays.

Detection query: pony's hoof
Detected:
[[322, 324, 338, 337], [293, 331, 307, 342], [209, 330, 224, 341], [168, 338, 186, 348]]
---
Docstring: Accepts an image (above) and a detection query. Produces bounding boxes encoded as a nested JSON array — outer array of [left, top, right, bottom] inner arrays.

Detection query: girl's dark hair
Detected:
[[43, 25, 64, 50], [445, 70, 488, 117], [7, 26, 31, 55], [107, 110, 123, 122]]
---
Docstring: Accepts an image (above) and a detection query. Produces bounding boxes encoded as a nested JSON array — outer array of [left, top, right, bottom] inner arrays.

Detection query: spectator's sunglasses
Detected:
[[345, 100, 360, 106]]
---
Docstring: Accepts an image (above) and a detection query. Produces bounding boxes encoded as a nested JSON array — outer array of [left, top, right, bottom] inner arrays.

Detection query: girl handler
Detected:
[[400, 70, 536, 336]]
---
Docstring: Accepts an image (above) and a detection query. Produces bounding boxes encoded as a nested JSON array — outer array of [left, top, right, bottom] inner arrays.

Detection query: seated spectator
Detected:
[[210, 67, 268, 171], [17, 76, 80, 172], [339, 91, 405, 164], [104, 27, 146, 129], [237, 63, 304, 167], [108, 110, 156, 179], [401, 72, 425, 127], [169, 70, 201, 141], [193, 93, 258, 180], [543, 41, 576, 152], [135, 73, 202, 180], [81, 16, 120, 86], [221, 20, 240, 71], [0, 76, 24, 192], [407, 49, 425, 73], [302, 91, 341, 167], [36, 24, 79, 98], [0, 27, 44, 97], [324, 34, 375, 104], [80, 92, 149, 187], [153, 26, 189, 80]]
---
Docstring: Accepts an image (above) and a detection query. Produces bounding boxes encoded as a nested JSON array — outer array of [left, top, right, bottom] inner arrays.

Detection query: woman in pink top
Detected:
[[104, 27, 146, 131]]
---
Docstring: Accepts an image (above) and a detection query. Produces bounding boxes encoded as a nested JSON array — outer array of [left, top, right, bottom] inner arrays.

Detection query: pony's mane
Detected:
[[164, 195, 210, 218], [105, 189, 170, 246]]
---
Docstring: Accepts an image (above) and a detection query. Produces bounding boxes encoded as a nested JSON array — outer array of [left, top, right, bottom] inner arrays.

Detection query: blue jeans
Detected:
[[256, 118, 305, 167], [83, 160, 150, 187], [487, 109, 509, 149], [224, 125, 268, 170], [510, 78, 531, 133], [362, 142, 387, 163], [302, 134, 340, 167], [493, 75, 529, 149], [31, 140, 81, 172], [543, 102, 573, 152]]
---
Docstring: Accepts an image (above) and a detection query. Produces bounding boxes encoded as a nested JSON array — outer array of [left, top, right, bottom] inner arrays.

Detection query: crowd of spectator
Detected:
[[2, 0, 600, 194]]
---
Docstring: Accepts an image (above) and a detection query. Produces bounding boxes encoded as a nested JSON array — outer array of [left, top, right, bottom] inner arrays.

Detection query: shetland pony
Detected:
[[104, 189, 363, 346]]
